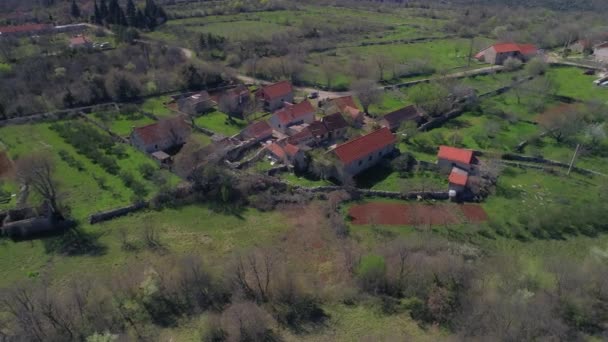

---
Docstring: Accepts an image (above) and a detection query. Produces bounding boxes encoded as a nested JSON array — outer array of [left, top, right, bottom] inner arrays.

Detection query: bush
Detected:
[[391, 152, 417, 176], [139, 163, 157, 180]]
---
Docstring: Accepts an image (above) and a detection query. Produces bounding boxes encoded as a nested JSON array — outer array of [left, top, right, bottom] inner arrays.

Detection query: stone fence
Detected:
[[89, 202, 148, 224], [294, 185, 449, 200], [501, 153, 604, 176]]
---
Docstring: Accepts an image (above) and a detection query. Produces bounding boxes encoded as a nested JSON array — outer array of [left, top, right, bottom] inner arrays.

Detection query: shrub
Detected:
[[391, 152, 417, 176], [139, 163, 157, 180]]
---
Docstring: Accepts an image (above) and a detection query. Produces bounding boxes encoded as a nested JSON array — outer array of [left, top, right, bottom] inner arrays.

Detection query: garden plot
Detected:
[[348, 202, 488, 226]]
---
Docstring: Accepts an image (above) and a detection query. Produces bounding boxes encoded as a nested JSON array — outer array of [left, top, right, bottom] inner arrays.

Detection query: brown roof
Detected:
[[0, 23, 51, 34], [274, 101, 314, 125], [287, 128, 313, 145], [259, 81, 293, 100], [382, 105, 424, 129], [284, 143, 300, 157], [243, 120, 273, 140], [322, 112, 349, 131], [267, 143, 286, 159], [309, 121, 328, 137], [132, 116, 190, 146], [449, 167, 468, 186], [438, 146, 474, 165], [331, 96, 359, 112], [334, 128, 396, 165]]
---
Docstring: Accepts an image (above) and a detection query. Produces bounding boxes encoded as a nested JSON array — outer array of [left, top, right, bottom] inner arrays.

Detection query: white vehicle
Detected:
[[600, 81, 608, 87], [594, 76, 608, 85]]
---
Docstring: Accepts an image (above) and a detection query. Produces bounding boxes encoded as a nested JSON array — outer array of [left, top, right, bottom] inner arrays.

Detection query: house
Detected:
[[308, 121, 329, 142], [475, 43, 538, 65], [268, 100, 315, 133], [257, 81, 294, 111], [177, 91, 215, 116], [593, 42, 608, 62], [333, 127, 396, 178], [0, 23, 52, 37], [287, 128, 315, 146], [437, 145, 474, 173], [569, 39, 593, 54], [219, 85, 250, 115], [241, 120, 273, 143], [69, 35, 92, 49], [266, 142, 305, 168], [448, 167, 469, 198], [131, 116, 191, 154], [327, 96, 364, 126], [379, 105, 425, 131], [322, 112, 349, 140]]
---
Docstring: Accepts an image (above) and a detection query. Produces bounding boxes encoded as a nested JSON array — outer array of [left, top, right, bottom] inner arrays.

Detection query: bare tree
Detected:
[[320, 61, 339, 89], [351, 79, 381, 115], [15, 153, 60, 214], [373, 54, 394, 81]]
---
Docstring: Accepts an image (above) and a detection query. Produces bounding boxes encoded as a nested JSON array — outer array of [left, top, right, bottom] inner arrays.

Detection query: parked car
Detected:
[[308, 92, 319, 99], [599, 81, 608, 87]]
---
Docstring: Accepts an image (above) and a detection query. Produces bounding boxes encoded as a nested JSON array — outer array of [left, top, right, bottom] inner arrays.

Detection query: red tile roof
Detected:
[[267, 143, 286, 159], [0, 23, 51, 34], [259, 81, 293, 100], [284, 143, 300, 157], [322, 112, 349, 131], [309, 121, 328, 137], [275, 100, 314, 125], [490, 43, 538, 55], [287, 128, 313, 145], [332, 96, 359, 112], [438, 146, 474, 165], [244, 120, 272, 140], [334, 127, 396, 165], [133, 116, 190, 146], [449, 167, 469, 186]]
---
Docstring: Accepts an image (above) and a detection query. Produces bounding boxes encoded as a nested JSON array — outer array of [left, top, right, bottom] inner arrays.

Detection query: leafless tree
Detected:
[[352, 79, 381, 115], [15, 153, 60, 214]]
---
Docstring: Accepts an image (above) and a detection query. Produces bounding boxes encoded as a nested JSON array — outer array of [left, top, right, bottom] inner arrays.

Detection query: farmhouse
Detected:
[[379, 105, 425, 131], [131, 116, 191, 154], [257, 81, 294, 111], [322, 112, 349, 140], [437, 145, 474, 173], [177, 91, 215, 116], [269, 100, 315, 133], [266, 142, 305, 168], [475, 43, 538, 65], [219, 85, 250, 114], [327, 96, 364, 126], [241, 120, 273, 143], [334, 127, 396, 178], [448, 167, 469, 198], [0, 23, 52, 37], [593, 42, 608, 62], [69, 35, 92, 49]]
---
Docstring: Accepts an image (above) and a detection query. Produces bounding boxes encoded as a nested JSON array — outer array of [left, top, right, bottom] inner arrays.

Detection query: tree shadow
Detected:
[[354, 162, 393, 189], [42, 224, 107, 256]]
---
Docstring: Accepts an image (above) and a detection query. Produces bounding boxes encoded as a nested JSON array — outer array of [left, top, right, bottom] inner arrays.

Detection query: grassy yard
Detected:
[[93, 111, 156, 136], [0, 122, 180, 221], [193, 110, 246, 136], [280, 172, 334, 187], [142, 96, 174, 118], [546, 66, 608, 102]]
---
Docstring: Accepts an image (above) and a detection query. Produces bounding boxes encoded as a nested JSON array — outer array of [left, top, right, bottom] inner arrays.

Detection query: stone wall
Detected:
[[89, 202, 148, 224]]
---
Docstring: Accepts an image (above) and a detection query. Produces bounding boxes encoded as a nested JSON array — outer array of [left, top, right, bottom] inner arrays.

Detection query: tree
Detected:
[[537, 107, 583, 143], [399, 120, 419, 143], [351, 79, 381, 115], [125, 0, 137, 27], [391, 152, 417, 176], [93, 0, 102, 24], [320, 61, 339, 89], [525, 57, 548, 76], [373, 54, 393, 81], [503, 57, 523, 71], [15, 153, 61, 215], [99, 0, 108, 21], [70, 0, 80, 18], [408, 83, 451, 117]]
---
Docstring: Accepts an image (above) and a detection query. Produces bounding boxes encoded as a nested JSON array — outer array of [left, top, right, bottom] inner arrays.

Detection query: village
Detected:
[[1, 1, 608, 340]]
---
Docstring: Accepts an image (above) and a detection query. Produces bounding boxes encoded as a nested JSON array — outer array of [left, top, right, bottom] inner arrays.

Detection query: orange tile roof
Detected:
[[449, 167, 469, 186], [490, 43, 538, 55], [259, 80, 293, 100], [275, 100, 314, 125], [438, 146, 474, 165], [132, 116, 190, 146], [284, 143, 300, 157], [334, 127, 396, 165], [267, 143, 286, 159], [244, 120, 272, 140]]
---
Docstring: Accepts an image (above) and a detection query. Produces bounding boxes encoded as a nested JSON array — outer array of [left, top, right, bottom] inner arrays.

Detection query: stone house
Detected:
[[268, 100, 315, 133], [569, 39, 593, 54], [326, 96, 364, 126], [437, 145, 474, 173], [379, 105, 425, 131], [257, 80, 294, 111], [333, 127, 396, 178], [266, 142, 305, 168], [322, 112, 349, 140], [131, 116, 191, 154], [240, 120, 273, 143], [448, 167, 469, 198], [218, 85, 251, 116], [475, 43, 538, 65], [593, 42, 608, 62], [308, 121, 329, 143], [178, 91, 215, 116], [287, 128, 315, 146]]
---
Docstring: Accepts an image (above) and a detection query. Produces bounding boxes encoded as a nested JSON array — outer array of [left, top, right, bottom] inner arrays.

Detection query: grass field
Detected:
[[0, 122, 180, 221], [93, 111, 156, 136], [193, 110, 247, 136], [546, 66, 608, 101], [142, 96, 174, 118]]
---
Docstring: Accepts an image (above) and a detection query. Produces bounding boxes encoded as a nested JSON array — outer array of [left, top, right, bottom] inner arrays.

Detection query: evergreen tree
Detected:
[[99, 0, 108, 21], [135, 9, 146, 29], [108, 0, 126, 26], [93, 0, 102, 24], [126, 0, 137, 27], [71, 0, 80, 18]]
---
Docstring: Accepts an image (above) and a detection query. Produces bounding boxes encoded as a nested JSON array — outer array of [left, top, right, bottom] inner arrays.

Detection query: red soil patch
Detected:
[[349, 203, 488, 226]]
